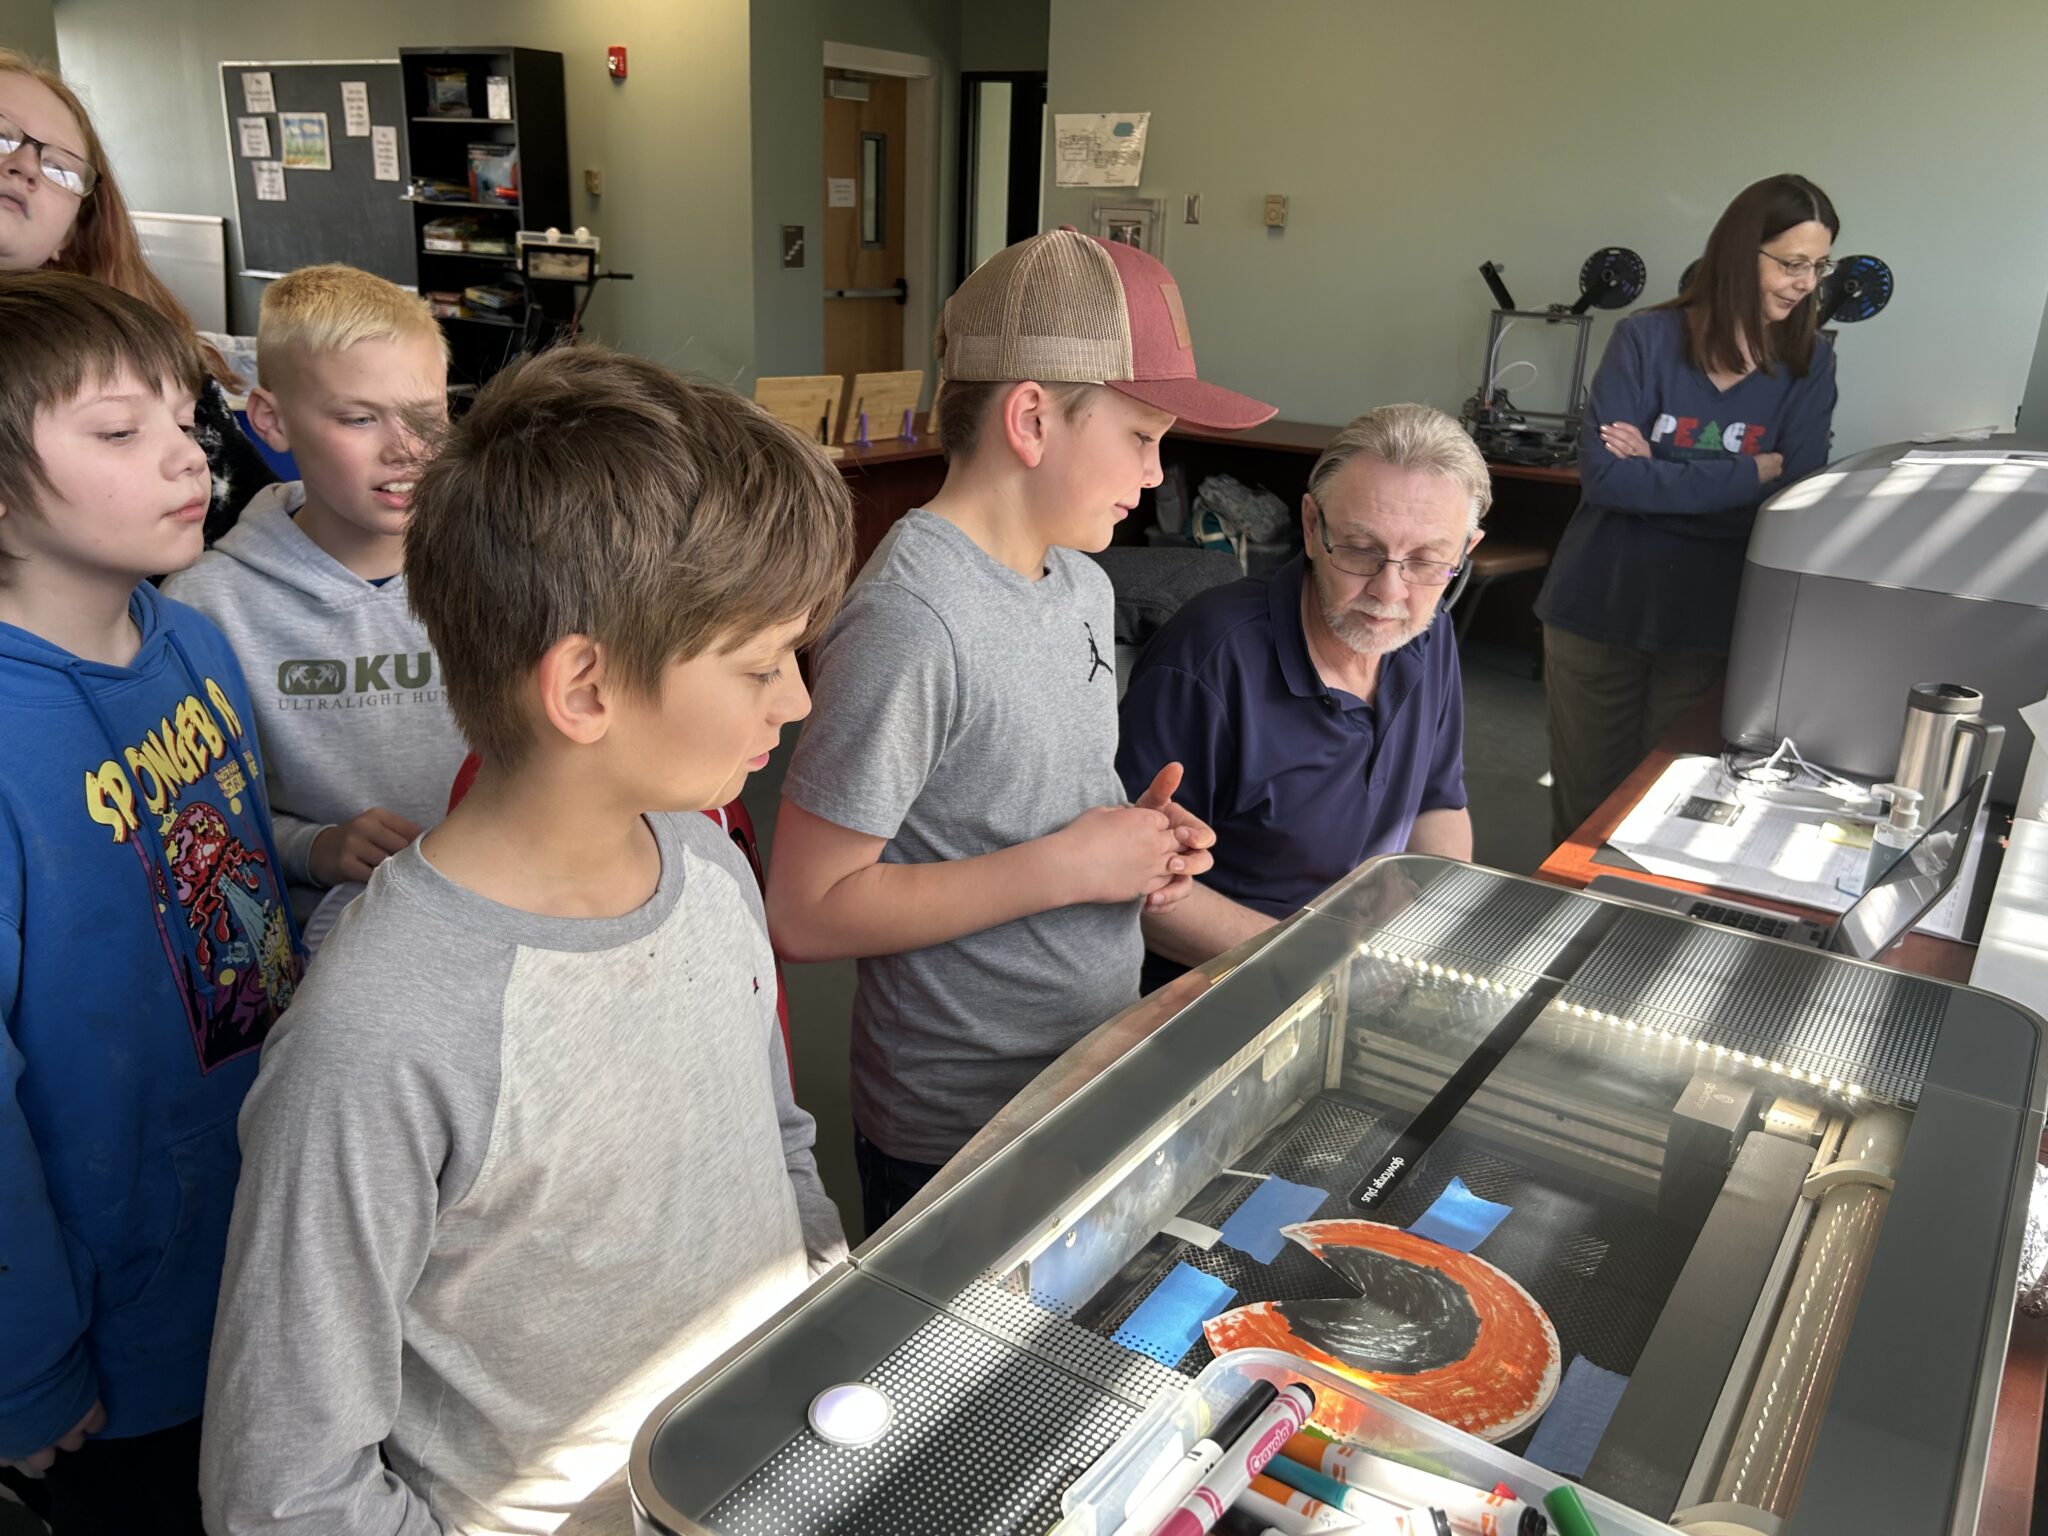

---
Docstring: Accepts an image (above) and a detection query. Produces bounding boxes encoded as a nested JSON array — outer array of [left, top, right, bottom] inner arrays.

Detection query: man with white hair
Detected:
[[1117, 402, 1486, 987]]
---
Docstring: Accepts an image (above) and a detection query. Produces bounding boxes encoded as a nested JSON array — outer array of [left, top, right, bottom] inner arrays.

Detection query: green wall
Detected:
[[747, 0, 961, 382], [0, 0, 56, 64], [54, 0, 766, 377], [2023, 297, 2048, 438], [1045, 0, 2048, 455]]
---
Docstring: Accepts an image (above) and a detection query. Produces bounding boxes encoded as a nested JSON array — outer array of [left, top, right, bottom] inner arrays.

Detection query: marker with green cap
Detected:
[[1542, 1484, 1600, 1536]]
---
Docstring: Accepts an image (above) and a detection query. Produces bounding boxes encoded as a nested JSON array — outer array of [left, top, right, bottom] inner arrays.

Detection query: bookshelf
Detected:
[[398, 46, 569, 387]]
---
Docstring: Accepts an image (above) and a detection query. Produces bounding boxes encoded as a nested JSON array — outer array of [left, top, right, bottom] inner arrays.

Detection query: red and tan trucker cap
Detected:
[[935, 228, 1276, 431]]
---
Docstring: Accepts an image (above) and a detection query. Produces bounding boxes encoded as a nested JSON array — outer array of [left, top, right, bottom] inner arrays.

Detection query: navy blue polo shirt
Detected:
[[1117, 555, 1467, 971]]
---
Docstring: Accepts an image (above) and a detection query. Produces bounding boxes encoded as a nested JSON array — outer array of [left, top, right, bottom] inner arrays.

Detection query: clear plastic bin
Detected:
[[1055, 1347, 1675, 1536]]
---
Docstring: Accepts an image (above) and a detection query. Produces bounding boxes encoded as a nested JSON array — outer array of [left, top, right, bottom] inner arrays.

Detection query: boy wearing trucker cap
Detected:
[[767, 229, 1275, 1231]]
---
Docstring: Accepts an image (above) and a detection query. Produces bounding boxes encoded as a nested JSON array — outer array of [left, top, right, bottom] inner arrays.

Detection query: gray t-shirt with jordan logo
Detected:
[[786, 510, 1142, 1165]]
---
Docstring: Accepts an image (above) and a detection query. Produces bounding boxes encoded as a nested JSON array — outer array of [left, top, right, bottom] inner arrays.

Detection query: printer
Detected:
[[1724, 435, 2048, 800]]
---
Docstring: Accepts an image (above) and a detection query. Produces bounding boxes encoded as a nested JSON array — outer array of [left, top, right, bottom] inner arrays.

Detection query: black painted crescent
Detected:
[[1202, 1219, 1561, 1442]]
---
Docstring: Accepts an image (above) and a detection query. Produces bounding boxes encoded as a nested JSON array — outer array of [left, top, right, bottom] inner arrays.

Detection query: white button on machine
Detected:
[[807, 1382, 894, 1447]]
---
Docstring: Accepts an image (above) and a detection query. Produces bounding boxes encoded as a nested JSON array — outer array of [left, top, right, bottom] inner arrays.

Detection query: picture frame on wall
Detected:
[[278, 111, 333, 171], [1090, 195, 1165, 259]]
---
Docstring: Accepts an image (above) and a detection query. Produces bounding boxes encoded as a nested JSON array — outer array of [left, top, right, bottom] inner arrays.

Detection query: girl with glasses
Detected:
[[1535, 173, 1840, 844], [0, 50, 276, 543]]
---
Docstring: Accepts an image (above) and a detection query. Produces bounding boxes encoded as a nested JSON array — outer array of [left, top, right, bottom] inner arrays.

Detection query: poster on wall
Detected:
[[240, 70, 275, 114], [1054, 112, 1149, 188], [236, 116, 272, 159], [253, 161, 287, 201], [340, 81, 371, 137], [370, 126, 401, 182], [279, 112, 332, 171]]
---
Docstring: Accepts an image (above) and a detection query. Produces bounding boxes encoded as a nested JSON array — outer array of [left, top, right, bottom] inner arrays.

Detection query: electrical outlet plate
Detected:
[[1185, 193, 1202, 224], [584, 168, 603, 196], [1264, 194, 1289, 228]]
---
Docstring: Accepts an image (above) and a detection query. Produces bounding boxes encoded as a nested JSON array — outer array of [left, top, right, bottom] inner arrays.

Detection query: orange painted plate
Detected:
[[1201, 1219, 1560, 1442]]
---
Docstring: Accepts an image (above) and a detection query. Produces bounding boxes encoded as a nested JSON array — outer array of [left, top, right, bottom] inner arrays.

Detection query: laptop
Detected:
[[1587, 774, 1988, 962]]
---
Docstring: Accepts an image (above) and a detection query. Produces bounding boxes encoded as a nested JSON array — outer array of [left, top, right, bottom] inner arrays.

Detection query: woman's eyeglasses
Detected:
[[1758, 249, 1834, 282], [0, 114, 98, 199]]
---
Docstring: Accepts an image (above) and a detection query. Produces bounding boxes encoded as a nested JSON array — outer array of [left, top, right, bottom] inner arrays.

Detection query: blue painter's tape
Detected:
[[1525, 1356, 1630, 1479], [1110, 1262, 1237, 1367], [1408, 1175, 1513, 1253], [1217, 1176, 1327, 1263]]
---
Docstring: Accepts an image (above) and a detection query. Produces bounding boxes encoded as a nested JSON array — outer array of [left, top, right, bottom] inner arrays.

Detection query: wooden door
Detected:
[[823, 70, 907, 379]]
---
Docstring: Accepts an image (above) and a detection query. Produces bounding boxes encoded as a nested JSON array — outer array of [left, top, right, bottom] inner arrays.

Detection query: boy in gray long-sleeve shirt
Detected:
[[200, 348, 855, 1535]]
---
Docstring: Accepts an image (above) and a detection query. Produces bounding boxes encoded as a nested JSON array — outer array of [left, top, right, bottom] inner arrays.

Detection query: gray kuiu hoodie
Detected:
[[162, 482, 468, 911]]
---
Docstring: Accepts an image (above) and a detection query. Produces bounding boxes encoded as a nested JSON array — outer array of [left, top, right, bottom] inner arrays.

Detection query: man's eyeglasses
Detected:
[[1313, 506, 1467, 586], [1758, 249, 1834, 282], [0, 114, 97, 200]]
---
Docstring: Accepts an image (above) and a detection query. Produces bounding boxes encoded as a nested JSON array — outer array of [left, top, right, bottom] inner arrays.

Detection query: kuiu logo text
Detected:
[[277, 653, 437, 696]]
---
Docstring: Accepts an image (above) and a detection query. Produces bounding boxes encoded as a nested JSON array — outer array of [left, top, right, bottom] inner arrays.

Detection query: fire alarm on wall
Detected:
[[607, 46, 628, 79]]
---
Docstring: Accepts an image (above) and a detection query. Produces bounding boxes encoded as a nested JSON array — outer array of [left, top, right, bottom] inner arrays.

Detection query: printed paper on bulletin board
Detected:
[[1055, 112, 1149, 187]]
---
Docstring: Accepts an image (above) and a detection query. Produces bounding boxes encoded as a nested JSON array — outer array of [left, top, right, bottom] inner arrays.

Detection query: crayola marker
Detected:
[[1279, 1434, 1548, 1536], [1235, 1480, 1440, 1536], [1238, 1477, 1361, 1534], [1250, 1471, 1404, 1528], [1240, 1473, 1396, 1533], [1148, 1383, 1316, 1536], [1540, 1486, 1598, 1536], [1113, 1382, 1281, 1536]]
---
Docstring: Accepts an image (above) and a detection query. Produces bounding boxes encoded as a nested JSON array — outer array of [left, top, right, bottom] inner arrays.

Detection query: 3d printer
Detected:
[[1461, 250, 1647, 467]]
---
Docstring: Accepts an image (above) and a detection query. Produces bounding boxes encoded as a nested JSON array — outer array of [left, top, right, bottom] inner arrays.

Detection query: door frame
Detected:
[[954, 71, 1047, 289], [822, 42, 938, 404]]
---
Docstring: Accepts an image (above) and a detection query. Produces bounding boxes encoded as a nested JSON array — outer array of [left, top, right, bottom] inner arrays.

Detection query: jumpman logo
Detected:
[[1083, 622, 1113, 684]]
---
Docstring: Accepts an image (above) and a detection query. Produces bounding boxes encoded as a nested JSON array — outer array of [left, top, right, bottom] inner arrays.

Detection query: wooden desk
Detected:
[[1536, 690, 2045, 1532], [1169, 417, 1338, 455], [1161, 417, 1578, 647], [1166, 416, 1581, 488], [833, 412, 946, 571], [1535, 688, 1976, 982], [830, 413, 1584, 637]]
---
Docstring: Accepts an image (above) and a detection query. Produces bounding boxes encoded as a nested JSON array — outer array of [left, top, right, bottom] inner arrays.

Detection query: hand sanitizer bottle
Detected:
[[1863, 786, 1923, 891]]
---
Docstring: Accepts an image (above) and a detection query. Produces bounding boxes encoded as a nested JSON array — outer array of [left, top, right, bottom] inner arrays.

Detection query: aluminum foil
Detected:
[[2017, 1162, 2048, 1317]]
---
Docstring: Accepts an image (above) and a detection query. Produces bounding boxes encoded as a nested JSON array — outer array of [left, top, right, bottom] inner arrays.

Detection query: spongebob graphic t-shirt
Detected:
[[0, 583, 299, 1460], [1536, 306, 1838, 653]]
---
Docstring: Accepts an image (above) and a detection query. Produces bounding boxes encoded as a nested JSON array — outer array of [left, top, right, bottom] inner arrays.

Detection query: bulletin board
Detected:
[[218, 60, 413, 286]]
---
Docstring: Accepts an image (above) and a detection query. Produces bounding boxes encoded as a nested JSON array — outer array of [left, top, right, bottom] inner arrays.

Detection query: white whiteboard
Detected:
[[134, 211, 228, 334]]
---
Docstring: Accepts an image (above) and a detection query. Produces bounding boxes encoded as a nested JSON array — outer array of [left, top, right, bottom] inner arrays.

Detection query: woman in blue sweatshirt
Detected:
[[0, 273, 300, 1532], [1536, 174, 1840, 841]]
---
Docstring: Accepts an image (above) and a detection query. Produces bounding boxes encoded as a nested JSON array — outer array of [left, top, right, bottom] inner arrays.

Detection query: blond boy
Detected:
[[164, 264, 463, 923]]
